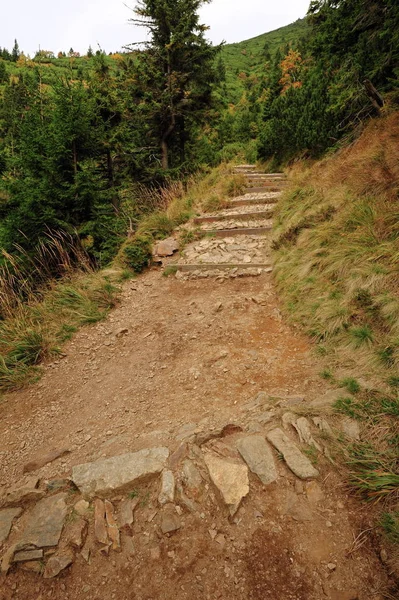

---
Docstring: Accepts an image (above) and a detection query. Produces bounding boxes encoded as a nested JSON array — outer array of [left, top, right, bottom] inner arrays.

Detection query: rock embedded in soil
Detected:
[[119, 497, 139, 533], [105, 500, 121, 551], [65, 517, 88, 549], [154, 238, 179, 257], [293, 417, 322, 451], [18, 493, 68, 548], [13, 549, 44, 562], [266, 428, 319, 480], [236, 435, 278, 485], [1, 476, 45, 508], [181, 460, 202, 496], [94, 499, 108, 545], [203, 453, 249, 516], [341, 418, 360, 441], [0, 508, 22, 544], [23, 448, 71, 474], [71, 447, 169, 497], [160, 509, 181, 535], [43, 551, 74, 579], [158, 470, 175, 506]]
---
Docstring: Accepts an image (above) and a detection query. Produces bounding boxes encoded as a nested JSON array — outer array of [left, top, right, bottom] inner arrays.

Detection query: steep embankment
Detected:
[[273, 112, 399, 547], [273, 112, 399, 386]]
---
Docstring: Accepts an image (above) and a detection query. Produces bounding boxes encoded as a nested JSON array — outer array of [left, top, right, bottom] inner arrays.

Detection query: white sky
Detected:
[[1, 0, 311, 57]]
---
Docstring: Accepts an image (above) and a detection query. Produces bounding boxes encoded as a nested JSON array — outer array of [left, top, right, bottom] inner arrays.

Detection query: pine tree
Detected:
[[11, 39, 20, 62], [129, 0, 220, 170]]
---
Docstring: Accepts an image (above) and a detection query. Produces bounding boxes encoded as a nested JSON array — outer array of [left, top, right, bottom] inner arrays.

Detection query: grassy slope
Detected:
[[273, 110, 399, 545], [221, 18, 309, 102]]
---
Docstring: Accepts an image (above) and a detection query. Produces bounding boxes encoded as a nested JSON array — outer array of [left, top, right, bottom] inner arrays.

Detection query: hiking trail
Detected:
[[0, 167, 391, 600]]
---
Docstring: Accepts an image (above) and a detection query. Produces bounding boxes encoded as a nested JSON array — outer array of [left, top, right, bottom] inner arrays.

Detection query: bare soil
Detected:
[[0, 266, 396, 600]]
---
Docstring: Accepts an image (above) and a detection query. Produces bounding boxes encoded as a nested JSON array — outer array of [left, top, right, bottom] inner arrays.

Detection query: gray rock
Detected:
[[341, 418, 360, 441], [237, 435, 277, 485], [19, 493, 68, 548], [154, 238, 179, 257], [72, 447, 169, 497], [43, 551, 74, 578], [181, 460, 202, 495], [293, 417, 322, 451], [0, 508, 22, 544], [204, 453, 249, 516], [160, 510, 181, 535], [266, 428, 319, 480], [309, 389, 352, 412], [158, 470, 175, 506], [13, 549, 43, 562]]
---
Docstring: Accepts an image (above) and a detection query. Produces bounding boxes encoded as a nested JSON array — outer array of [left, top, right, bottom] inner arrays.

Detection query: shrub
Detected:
[[122, 236, 152, 273]]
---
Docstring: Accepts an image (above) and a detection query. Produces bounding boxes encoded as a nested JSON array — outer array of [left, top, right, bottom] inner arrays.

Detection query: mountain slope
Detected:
[[220, 18, 309, 102]]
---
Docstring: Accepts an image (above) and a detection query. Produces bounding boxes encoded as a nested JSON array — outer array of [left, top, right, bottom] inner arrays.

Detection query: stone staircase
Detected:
[[171, 165, 286, 280]]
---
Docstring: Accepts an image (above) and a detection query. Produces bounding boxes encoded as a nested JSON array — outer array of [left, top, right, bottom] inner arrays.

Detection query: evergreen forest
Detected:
[[0, 0, 398, 273]]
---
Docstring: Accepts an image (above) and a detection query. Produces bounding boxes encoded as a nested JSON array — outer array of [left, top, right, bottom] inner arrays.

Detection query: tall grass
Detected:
[[273, 111, 399, 548]]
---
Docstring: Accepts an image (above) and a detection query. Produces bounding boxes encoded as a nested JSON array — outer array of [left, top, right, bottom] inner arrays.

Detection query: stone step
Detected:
[[200, 226, 272, 237], [245, 173, 286, 179], [245, 186, 284, 194], [193, 210, 273, 224], [233, 165, 257, 172], [230, 197, 280, 207], [171, 263, 272, 272]]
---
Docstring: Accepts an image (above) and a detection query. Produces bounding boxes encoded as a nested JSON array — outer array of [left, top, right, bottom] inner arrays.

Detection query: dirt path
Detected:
[[0, 168, 394, 599]]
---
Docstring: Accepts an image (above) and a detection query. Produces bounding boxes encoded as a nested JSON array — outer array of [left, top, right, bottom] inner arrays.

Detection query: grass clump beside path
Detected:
[[272, 111, 399, 549]]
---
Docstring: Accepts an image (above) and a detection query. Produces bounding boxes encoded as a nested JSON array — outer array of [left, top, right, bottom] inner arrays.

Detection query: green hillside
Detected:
[[221, 18, 309, 102]]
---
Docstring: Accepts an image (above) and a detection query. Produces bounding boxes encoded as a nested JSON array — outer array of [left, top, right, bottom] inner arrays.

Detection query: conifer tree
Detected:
[[129, 0, 220, 170]]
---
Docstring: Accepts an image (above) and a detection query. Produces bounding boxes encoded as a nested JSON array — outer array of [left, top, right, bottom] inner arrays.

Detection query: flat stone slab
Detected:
[[204, 453, 249, 516], [13, 549, 43, 562], [0, 508, 22, 544], [19, 493, 67, 548], [237, 435, 278, 485], [158, 470, 175, 506], [266, 428, 319, 480], [72, 448, 169, 497]]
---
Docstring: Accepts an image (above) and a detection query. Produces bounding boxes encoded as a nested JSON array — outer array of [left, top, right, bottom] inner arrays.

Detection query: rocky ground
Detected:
[[0, 167, 396, 600]]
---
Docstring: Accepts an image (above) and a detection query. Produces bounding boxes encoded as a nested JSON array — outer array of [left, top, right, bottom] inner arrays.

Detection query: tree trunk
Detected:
[[161, 138, 169, 170]]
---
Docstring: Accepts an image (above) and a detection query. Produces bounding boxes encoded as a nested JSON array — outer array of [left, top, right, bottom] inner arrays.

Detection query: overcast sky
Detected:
[[1, 0, 311, 57]]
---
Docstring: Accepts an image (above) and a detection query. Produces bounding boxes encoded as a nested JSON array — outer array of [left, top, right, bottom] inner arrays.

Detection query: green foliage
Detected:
[[122, 236, 152, 273], [339, 377, 361, 394], [380, 512, 399, 544]]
